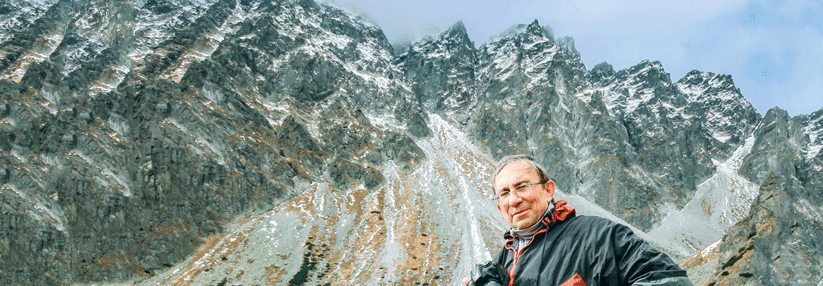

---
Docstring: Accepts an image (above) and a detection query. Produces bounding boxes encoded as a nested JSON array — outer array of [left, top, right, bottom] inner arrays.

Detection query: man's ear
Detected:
[[544, 180, 556, 196]]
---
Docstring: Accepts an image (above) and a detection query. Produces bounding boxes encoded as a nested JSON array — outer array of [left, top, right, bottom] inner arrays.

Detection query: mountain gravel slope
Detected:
[[141, 113, 507, 285]]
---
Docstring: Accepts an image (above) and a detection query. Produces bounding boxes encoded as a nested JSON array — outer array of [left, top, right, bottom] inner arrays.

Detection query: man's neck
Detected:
[[510, 203, 554, 240]]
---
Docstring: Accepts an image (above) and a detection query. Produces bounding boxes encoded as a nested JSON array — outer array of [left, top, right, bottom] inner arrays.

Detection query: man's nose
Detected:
[[506, 192, 524, 206]]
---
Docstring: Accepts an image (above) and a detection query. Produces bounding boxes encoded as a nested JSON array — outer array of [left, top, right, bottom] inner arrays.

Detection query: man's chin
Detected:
[[511, 212, 530, 224], [511, 219, 532, 229]]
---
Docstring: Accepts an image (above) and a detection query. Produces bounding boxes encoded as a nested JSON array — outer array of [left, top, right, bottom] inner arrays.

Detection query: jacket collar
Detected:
[[504, 200, 576, 240]]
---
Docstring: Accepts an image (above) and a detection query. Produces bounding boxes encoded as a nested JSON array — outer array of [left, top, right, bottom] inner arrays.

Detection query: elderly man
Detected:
[[465, 155, 692, 286]]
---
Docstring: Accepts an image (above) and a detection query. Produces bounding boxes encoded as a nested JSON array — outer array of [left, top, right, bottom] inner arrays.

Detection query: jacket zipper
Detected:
[[506, 227, 547, 286]]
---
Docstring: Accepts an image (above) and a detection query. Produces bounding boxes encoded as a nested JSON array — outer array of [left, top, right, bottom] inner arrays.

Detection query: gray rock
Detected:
[[707, 173, 823, 285], [740, 108, 806, 185], [0, 0, 428, 284]]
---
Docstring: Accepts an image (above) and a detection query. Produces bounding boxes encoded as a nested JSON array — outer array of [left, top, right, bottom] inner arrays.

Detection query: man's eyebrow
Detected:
[[498, 179, 529, 192]]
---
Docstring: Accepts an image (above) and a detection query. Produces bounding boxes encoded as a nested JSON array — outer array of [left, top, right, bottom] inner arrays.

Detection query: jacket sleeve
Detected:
[[610, 223, 693, 286]]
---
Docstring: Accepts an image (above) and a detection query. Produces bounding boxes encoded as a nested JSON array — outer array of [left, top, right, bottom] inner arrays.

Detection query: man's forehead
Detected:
[[495, 161, 538, 185]]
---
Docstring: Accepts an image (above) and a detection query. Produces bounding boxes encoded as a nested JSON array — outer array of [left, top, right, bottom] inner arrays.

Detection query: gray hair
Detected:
[[491, 154, 551, 191], [492, 154, 555, 204]]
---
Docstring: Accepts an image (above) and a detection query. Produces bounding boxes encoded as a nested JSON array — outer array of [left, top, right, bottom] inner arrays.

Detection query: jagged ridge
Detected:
[[1, 1, 822, 285]]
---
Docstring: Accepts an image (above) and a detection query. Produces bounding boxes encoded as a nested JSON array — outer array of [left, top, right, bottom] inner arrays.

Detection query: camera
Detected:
[[470, 261, 509, 286]]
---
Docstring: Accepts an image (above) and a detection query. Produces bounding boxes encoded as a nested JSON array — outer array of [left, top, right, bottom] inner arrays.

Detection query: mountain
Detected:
[[687, 108, 823, 285], [398, 20, 762, 234], [1, 0, 821, 285], [1, 0, 428, 284]]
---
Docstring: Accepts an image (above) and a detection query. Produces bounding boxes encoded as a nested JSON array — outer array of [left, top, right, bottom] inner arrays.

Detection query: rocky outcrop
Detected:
[[0, 0, 427, 284], [687, 106, 823, 285], [591, 61, 761, 210], [705, 173, 822, 285], [401, 19, 762, 231], [396, 21, 478, 125], [739, 108, 806, 185]]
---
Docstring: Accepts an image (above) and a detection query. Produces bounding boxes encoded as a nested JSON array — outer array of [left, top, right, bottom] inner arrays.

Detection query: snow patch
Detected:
[[803, 115, 823, 159], [160, 31, 225, 82], [366, 113, 402, 130], [699, 239, 722, 258], [794, 198, 823, 223], [3, 183, 67, 232], [648, 135, 758, 255], [0, 33, 63, 82], [68, 149, 132, 197]]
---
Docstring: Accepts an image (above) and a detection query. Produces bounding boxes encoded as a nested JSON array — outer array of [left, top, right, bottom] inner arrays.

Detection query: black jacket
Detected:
[[493, 201, 691, 286]]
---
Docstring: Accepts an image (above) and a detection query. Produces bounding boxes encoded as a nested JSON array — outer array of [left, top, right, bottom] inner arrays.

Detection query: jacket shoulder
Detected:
[[556, 215, 625, 233]]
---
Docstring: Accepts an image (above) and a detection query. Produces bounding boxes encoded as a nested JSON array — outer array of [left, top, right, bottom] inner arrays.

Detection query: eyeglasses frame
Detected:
[[492, 181, 545, 205]]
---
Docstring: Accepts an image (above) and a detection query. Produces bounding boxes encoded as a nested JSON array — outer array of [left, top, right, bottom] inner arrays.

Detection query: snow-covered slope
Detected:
[[648, 136, 759, 256], [143, 113, 507, 285]]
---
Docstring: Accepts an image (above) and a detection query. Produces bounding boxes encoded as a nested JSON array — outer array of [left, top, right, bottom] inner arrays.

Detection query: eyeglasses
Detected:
[[492, 181, 544, 204]]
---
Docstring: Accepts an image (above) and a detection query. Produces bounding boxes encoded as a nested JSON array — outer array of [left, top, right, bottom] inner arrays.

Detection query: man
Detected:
[[465, 154, 692, 286]]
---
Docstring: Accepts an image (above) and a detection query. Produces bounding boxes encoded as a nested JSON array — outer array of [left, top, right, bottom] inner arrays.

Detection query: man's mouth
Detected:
[[510, 209, 527, 217]]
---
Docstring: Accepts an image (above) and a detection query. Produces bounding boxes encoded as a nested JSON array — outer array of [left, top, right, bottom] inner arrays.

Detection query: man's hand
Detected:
[[467, 261, 509, 286]]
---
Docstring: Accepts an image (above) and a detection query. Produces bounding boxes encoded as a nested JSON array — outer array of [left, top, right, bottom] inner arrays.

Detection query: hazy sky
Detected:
[[328, 0, 822, 117]]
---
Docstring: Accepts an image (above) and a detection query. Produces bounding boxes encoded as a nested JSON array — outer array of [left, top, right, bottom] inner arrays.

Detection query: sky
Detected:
[[328, 0, 823, 117]]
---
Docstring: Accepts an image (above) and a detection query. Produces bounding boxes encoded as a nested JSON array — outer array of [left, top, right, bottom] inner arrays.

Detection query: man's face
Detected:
[[494, 161, 555, 229]]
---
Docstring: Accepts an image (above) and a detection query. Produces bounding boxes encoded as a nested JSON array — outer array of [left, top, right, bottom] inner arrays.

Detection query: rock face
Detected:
[[1, 0, 821, 285], [398, 20, 762, 232], [706, 174, 822, 285], [701, 108, 823, 285], [0, 0, 427, 284], [396, 21, 477, 121]]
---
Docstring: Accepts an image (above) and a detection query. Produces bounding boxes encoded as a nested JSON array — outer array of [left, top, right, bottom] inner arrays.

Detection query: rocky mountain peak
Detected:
[[557, 36, 579, 59], [740, 107, 805, 185], [524, 19, 544, 37], [436, 20, 474, 51], [590, 60, 672, 91], [444, 20, 467, 38], [626, 60, 671, 85], [478, 20, 566, 81], [674, 69, 760, 149], [677, 69, 739, 95], [757, 107, 796, 141], [594, 59, 675, 114], [588, 61, 616, 84], [395, 21, 478, 118], [489, 19, 552, 45], [555, 35, 586, 83]]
